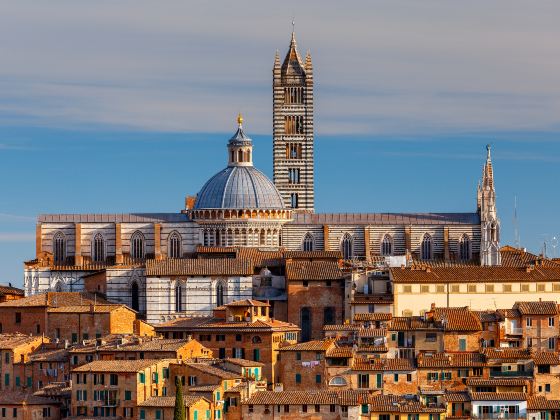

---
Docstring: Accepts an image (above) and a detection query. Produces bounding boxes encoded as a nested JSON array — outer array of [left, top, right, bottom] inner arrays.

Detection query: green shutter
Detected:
[[194, 410, 198, 420], [139, 372, 145, 384], [376, 373, 382, 388], [15, 377, 20, 387], [27, 377, 32, 387], [154, 372, 158, 384], [459, 338, 466, 351], [140, 410, 145, 420], [4, 374, 9, 386]]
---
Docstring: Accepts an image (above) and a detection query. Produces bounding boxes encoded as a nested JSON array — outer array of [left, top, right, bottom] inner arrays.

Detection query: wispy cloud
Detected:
[[0, 233, 35, 242], [0, 213, 35, 222]]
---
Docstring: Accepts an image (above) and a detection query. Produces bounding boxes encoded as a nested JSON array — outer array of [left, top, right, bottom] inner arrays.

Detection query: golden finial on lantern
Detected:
[[237, 113, 243, 127]]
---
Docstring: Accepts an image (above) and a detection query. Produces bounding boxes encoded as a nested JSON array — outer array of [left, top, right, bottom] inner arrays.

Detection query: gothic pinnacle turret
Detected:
[[479, 144, 501, 266]]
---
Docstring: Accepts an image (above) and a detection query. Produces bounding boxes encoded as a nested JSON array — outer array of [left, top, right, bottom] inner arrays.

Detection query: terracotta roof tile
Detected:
[[292, 212, 479, 226], [533, 352, 560, 365], [0, 391, 59, 405], [465, 378, 530, 386], [389, 317, 439, 331], [513, 301, 558, 315], [527, 396, 560, 411], [357, 328, 386, 337], [0, 334, 44, 350], [146, 258, 253, 276], [286, 260, 344, 281], [185, 363, 242, 379], [417, 353, 487, 368], [73, 359, 166, 372], [279, 339, 335, 352], [354, 313, 392, 322], [138, 396, 207, 407], [434, 307, 482, 331], [470, 392, 527, 401], [352, 357, 414, 371]]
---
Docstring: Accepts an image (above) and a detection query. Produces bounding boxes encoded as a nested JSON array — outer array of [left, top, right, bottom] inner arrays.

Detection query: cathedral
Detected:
[[23, 31, 501, 324]]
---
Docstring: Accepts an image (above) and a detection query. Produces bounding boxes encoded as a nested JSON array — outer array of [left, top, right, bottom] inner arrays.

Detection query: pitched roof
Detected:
[[0, 334, 44, 350], [285, 260, 344, 281], [155, 317, 299, 333], [0, 285, 24, 296], [291, 212, 480, 226], [138, 396, 208, 407], [483, 348, 533, 361], [368, 395, 446, 413], [0, 391, 59, 405], [0, 292, 108, 308], [146, 258, 253, 276], [223, 358, 265, 368], [243, 390, 370, 406], [389, 317, 439, 331], [279, 339, 335, 352], [352, 357, 414, 371], [433, 307, 482, 331], [417, 353, 487, 368], [354, 313, 392, 322], [98, 339, 195, 353], [283, 250, 342, 260], [527, 396, 560, 411], [513, 301, 558, 315], [185, 363, 242, 379], [224, 299, 269, 307], [465, 378, 529, 386], [533, 352, 560, 365], [72, 359, 166, 373], [470, 392, 528, 401], [47, 304, 128, 313]]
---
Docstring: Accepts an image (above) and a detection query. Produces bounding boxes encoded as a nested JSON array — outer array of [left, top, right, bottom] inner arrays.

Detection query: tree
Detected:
[[174, 376, 185, 420]]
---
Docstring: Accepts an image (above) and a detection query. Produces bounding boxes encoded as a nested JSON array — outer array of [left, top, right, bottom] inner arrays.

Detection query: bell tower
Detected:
[[478, 145, 501, 266], [273, 31, 314, 213]]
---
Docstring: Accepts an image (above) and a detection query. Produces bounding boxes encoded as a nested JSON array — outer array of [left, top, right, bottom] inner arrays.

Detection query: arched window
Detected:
[[130, 231, 145, 260], [329, 376, 347, 386], [252, 336, 262, 344], [130, 282, 139, 311], [491, 223, 498, 241], [53, 231, 66, 263], [168, 231, 181, 259], [231, 150, 235, 163], [238, 149, 243, 162], [381, 234, 393, 256], [175, 282, 184, 313], [324, 307, 336, 325], [216, 282, 224, 307], [92, 233, 105, 262], [246, 150, 251, 162], [54, 281, 63, 293], [421, 234, 433, 260], [459, 234, 471, 261], [302, 233, 314, 251], [341, 234, 354, 260]]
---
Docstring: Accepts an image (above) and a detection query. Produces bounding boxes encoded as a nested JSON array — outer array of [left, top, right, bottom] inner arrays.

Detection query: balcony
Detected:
[[489, 370, 533, 378], [506, 327, 523, 335]]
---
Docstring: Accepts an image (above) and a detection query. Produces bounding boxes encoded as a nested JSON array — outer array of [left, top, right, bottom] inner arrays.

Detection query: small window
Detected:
[[168, 231, 182, 258], [485, 284, 494, 293], [295, 373, 301, 384], [341, 234, 354, 260], [436, 285, 445, 293], [521, 283, 530, 292], [537, 284, 546, 292], [381, 235, 393, 256], [315, 374, 321, 384], [503, 284, 512, 292], [549, 317, 555, 327], [468, 284, 477, 293], [421, 285, 430, 293], [302, 233, 314, 251], [421, 234, 433, 260], [451, 285, 460, 293], [403, 285, 412, 293]]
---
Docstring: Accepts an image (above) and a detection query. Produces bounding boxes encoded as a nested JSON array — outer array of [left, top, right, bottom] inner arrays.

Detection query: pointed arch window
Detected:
[[92, 233, 105, 262], [175, 282, 184, 313], [216, 282, 224, 307], [491, 223, 498, 242], [421, 234, 433, 260], [459, 234, 471, 261], [341, 234, 354, 260], [302, 233, 314, 252], [53, 232, 66, 263], [130, 282, 139, 311], [130, 231, 145, 260], [168, 231, 181, 259], [381, 234, 393, 256]]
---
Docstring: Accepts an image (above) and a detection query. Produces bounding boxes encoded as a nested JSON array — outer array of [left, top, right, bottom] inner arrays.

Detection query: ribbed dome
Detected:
[[194, 166, 285, 210]]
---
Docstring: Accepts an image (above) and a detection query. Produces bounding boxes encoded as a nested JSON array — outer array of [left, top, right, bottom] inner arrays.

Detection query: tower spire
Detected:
[[479, 144, 500, 266]]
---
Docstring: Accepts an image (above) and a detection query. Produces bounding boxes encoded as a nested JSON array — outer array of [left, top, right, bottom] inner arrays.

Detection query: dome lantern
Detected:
[[227, 114, 253, 167]]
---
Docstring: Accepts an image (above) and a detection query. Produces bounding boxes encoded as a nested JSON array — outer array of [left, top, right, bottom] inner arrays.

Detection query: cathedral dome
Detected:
[[194, 165, 285, 210]]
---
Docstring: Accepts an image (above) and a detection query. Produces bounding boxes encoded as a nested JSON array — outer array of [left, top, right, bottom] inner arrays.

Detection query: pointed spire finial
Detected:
[[237, 113, 243, 128], [486, 144, 491, 160]]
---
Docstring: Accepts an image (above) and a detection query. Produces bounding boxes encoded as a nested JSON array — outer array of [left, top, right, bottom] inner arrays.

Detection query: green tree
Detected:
[[174, 376, 185, 420]]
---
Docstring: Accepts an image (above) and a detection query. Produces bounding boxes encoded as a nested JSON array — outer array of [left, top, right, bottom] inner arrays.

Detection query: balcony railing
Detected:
[[490, 370, 533, 378]]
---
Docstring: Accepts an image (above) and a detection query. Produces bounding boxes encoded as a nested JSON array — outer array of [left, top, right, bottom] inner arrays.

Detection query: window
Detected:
[[421, 285, 430, 293], [549, 317, 555, 327], [324, 307, 336, 325], [286, 143, 302, 159], [288, 168, 300, 184], [545, 384, 551, 392], [92, 233, 105, 262], [168, 231, 181, 258], [459, 338, 467, 351], [428, 372, 438, 381], [394, 373, 399, 382], [459, 234, 471, 261], [302, 233, 314, 251], [15, 312, 21, 324], [329, 376, 347, 386], [303, 280, 308, 287], [341, 234, 353, 260], [296, 352, 301, 361], [316, 374, 321, 384], [290, 193, 299, 209], [421, 234, 433, 260], [407, 374, 412, 382], [253, 349, 260, 362], [527, 337, 533, 348], [554, 283, 560, 292], [284, 115, 304, 134], [295, 373, 301, 384], [188, 375, 197, 386], [485, 284, 494, 293], [330, 405, 336, 413], [503, 284, 512, 292], [468, 284, 477, 293], [216, 282, 224, 307], [130, 231, 145, 259], [53, 231, 66, 263], [235, 334, 242, 342], [381, 235, 393, 256], [451, 284, 460, 293]]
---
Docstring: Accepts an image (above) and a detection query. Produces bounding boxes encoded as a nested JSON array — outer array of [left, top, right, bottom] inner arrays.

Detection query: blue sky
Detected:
[[1, 1, 560, 285]]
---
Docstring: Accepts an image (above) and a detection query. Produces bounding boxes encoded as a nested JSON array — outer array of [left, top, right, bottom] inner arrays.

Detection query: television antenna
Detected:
[[513, 195, 520, 248]]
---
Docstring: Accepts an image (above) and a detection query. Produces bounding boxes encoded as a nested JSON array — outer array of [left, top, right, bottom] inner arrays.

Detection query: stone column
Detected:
[[154, 223, 162, 260], [323, 225, 330, 251], [75, 224, 83, 266], [443, 227, 450, 261], [405, 226, 412, 257], [364, 227, 371, 261], [36, 224, 42, 258], [115, 223, 123, 264]]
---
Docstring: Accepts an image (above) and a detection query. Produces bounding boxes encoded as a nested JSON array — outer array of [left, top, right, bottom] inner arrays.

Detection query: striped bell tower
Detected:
[[273, 31, 315, 213]]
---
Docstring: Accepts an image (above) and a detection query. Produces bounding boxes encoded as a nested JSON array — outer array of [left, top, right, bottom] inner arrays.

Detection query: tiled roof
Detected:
[[195, 247, 284, 268], [356, 345, 388, 353], [0, 391, 59, 405], [0, 292, 108, 308], [279, 339, 335, 352], [72, 359, 165, 372], [98, 339, 195, 353], [243, 390, 370, 405], [391, 265, 560, 283], [483, 348, 532, 361], [357, 328, 386, 337], [185, 363, 242, 379], [146, 258, 253, 276], [47, 304, 128, 313], [283, 250, 342, 260], [474, 311, 503, 323], [513, 301, 558, 315], [533, 352, 560, 365], [470, 392, 527, 401], [29, 348, 69, 362], [38, 213, 188, 223], [354, 313, 392, 322], [352, 357, 414, 371], [433, 307, 482, 331], [417, 353, 486, 368], [187, 384, 221, 392], [369, 395, 446, 413], [389, 317, 439, 331], [285, 260, 344, 281], [155, 317, 299, 333], [138, 396, 207, 407], [0, 334, 44, 350], [445, 392, 471, 402], [292, 212, 480, 226], [465, 378, 529, 386], [326, 347, 354, 358], [0, 285, 24, 296], [527, 396, 560, 411], [323, 324, 360, 331], [224, 299, 269, 307], [500, 246, 560, 268], [223, 358, 265, 367]]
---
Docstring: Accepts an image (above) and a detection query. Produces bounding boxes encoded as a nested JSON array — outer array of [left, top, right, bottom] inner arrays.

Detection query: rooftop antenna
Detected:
[[513, 195, 520, 248]]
